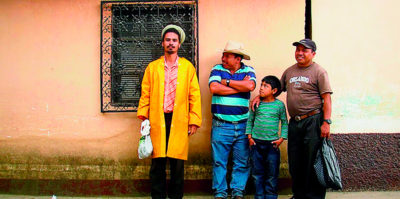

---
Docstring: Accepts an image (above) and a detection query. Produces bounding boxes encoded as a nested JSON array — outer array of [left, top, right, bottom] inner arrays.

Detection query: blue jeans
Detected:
[[211, 119, 250, 198], [250, 138, 280, 199]]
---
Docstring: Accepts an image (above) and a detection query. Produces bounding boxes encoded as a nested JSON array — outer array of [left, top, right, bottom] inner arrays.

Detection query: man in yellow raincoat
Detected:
[[137, 24, 202, 199]]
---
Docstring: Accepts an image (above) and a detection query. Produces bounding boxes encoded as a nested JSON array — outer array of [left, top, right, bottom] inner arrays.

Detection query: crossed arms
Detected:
[[209, 75, 255, 95]]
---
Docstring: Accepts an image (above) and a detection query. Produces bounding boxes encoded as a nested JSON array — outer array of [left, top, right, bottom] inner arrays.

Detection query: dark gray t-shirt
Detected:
[[281, 62, 332, 117]]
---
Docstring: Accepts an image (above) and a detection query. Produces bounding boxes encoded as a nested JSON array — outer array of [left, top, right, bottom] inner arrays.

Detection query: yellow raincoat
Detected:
[[137, 56, 202, 160]]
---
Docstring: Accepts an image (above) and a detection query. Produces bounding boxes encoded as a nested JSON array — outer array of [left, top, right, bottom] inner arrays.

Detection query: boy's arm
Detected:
[[246, 109, 256, 146], [279, 102, 289, 140], [245, 109, 255, 135], [272, 102, 288, 148], [271, 137, 284, 148]]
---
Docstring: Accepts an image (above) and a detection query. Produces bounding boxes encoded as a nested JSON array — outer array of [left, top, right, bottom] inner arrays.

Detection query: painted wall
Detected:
[[1, 0, 398, 195], [0, 0, 139, 165], [0, 0, 304, 189], [196, 0, 305, 162], [313, 0, 400, 190], [313, 0, 400, 133]]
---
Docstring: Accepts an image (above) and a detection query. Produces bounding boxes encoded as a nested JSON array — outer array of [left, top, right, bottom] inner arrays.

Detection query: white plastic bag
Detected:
[[138, 119, 153, 159]]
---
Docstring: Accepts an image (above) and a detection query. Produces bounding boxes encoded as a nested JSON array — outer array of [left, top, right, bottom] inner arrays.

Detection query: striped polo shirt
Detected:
[[245, 100, 288, 141], [208, 63, 256, 122]]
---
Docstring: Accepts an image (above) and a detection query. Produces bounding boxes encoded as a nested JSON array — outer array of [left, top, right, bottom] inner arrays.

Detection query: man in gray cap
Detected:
[[283, 38, 332, 199], [137, 24, 202, 199], [252, 38, 332, 199]]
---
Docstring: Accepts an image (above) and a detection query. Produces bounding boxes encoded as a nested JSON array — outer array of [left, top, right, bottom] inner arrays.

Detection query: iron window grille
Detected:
[[100, 0, 198, 112]]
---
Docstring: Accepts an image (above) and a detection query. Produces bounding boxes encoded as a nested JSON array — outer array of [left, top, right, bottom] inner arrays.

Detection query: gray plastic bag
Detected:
[[314, 138, 343, 190]]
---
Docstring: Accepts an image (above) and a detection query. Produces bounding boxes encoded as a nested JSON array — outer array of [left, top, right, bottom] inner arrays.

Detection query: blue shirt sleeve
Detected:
[[246, 66, 257, 88], [208, 66, 222, 86]]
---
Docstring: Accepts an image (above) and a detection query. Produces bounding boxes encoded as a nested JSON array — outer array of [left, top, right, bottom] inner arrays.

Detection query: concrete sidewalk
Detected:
[[0, 192, 399, 199]]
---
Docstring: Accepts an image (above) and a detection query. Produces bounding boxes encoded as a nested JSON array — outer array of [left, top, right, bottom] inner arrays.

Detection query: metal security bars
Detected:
[[100, 0, 198, 112]]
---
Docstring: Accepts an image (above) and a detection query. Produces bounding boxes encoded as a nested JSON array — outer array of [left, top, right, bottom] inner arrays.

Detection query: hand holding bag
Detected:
[[314, 138, 343, 190], [138, 119, 153, 159]]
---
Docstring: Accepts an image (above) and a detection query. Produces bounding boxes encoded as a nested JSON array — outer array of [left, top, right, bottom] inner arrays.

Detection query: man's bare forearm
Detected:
[[228, 79, 255, 92], [209, 82, 239, 95]]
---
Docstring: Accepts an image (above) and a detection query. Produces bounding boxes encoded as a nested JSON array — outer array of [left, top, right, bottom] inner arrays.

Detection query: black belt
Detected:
[[294, 109, 321, 122], [213, 116, 247, 124]]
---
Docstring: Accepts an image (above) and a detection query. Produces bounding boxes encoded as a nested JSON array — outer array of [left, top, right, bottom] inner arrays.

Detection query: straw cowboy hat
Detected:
[[223, 40, 251, 60]]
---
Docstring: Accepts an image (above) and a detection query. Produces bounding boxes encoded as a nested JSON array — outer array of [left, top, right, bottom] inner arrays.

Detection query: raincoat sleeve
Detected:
[[137, 66, 151, 119], [188, 66, 202, 127]]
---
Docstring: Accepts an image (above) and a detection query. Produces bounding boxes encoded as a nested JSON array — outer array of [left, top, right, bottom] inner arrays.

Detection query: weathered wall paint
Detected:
[[311, 1, 400, 191], [195, 0, 305, 160], [0, 0, 304, 182], [0, 0, 139, 163], [1, 0, 398, 194], [313, 0, 400, 133]]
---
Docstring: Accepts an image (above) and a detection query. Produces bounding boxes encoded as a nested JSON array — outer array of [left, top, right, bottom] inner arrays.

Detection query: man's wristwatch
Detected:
[[324, 119, 332, 124], [226, 79, 230, 87]]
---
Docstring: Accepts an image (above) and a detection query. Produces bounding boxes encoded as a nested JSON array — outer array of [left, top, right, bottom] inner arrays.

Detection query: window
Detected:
[[100, 0, 198, 112]]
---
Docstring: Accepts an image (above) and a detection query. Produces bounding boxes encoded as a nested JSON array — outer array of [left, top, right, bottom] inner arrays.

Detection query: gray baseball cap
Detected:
[[292, 38, 316, 51]]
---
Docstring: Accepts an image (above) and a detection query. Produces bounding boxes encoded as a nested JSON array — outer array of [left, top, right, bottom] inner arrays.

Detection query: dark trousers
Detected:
[[288, 113, 326, 199], [150, 112, 184, 199], [250, 138, 280, 199]]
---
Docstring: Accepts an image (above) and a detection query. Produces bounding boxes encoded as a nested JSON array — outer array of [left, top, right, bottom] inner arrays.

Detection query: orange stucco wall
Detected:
[[0, 0, 138, 162], [0, 0, 304, 180], [197, 0, 304, 157]]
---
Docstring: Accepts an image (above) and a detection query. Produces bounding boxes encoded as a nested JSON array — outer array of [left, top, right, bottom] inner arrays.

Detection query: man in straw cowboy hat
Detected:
[[208, 40, 256, 199], [137, 24, 202, 199]]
